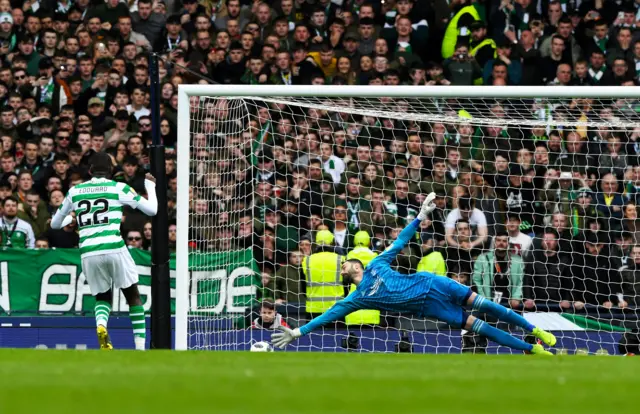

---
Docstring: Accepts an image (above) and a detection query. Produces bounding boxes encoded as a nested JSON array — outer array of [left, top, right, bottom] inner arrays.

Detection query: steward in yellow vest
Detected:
[[468, 20, 496, 69], [416, 248, 447, 277], [302, 230, 345, 314], [345, 231, 380, 325], [441, 4, 482, 59]]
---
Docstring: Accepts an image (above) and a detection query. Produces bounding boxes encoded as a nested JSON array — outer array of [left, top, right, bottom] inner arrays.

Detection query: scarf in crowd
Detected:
[[588, 64, 607, 83], [250, 120, 272, 166], [593, 35, 608, 53]]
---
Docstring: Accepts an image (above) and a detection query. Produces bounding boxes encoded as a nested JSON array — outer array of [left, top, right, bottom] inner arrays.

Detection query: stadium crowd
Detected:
[[1, 0, 640, 324]]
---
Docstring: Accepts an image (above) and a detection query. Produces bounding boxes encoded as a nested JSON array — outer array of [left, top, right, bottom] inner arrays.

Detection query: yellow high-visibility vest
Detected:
[[302, 252, 344, 314], [345, 247, 380, 325], [470, 38, 497, 59], [416, 250, 447, 277], [442, 5, 481, 59]]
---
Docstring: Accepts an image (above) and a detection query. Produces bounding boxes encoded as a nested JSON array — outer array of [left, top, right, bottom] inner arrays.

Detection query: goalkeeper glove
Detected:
[[417, 192, 437, 220], [271, 326, 302, 349]]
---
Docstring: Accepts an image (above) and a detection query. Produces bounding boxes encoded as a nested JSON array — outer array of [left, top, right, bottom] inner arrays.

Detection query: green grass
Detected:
[[0, 349, 638, 414]]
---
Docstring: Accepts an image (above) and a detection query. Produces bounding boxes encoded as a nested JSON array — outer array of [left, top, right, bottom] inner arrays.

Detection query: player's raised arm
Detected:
[[119, 174, 158, 216], [271, 293, 362, 349], [137, 174, 158, 216], [374, 192, 437, 265], [50, 193, 74, 230]]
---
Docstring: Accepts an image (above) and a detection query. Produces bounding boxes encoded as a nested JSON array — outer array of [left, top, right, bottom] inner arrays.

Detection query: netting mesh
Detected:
[[184, 92, 640, 354]]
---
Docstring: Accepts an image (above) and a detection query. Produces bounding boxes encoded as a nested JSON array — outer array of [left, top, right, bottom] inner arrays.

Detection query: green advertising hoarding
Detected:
[[0, 248, 259, 315]]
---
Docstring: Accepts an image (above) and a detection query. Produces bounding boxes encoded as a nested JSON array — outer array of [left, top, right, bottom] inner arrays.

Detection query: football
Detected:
[[250, 341, 274, 352]]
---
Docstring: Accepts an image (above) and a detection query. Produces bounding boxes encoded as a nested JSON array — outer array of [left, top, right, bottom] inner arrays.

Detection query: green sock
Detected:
[[95, 301, 111, 328], [129, 305, 146, 349]]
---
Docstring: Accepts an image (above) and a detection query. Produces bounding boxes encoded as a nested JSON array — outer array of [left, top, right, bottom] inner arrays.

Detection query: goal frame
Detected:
[[175, 85, 640, 351]]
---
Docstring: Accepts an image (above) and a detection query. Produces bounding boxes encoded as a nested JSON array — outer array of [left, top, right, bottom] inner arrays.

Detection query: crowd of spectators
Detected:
[[1, 0, 640, 319]]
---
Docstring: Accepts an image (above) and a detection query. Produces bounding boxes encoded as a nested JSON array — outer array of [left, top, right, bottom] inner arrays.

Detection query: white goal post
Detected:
[[176, 85, 640, 353]]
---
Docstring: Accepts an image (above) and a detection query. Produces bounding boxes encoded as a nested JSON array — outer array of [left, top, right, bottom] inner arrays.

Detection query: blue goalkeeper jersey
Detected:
[[300, 219, 434, 335]]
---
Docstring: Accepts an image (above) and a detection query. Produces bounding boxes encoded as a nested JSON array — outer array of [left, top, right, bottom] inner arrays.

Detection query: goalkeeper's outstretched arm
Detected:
[[271, 294, 362, 349], [372, 192, 437, 266], [375, 218, 422, 266]]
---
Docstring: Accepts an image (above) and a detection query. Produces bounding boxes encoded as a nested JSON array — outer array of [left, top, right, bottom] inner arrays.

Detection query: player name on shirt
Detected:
[[77, 186, 110, 194]]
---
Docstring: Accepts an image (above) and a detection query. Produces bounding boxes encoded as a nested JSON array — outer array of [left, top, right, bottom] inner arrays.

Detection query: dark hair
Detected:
[[345, 258, 363, 269], [54, 153, 69, 163], [35, 236, 49, 244], [261, 300, 275, 311], [68, 143, 82, 154], [455, 219, 470, 227], [342, 258, 363, 285], [495, 230, 509, 238], [2, 196, 18, 206], [89, 152, 113, 177], [458, 197, 473, 211], [558, 15, 572, 26], [123, 155, 139, 166]]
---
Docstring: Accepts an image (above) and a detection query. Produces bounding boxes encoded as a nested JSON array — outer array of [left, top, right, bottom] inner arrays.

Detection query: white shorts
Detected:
[[81, 250, 139, 295]]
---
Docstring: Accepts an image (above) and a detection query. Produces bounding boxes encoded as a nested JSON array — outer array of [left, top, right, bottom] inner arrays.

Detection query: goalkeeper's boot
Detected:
[[97, 325, 113, 350], [530, 343, 553, 356], [532, 327, 556, 347]]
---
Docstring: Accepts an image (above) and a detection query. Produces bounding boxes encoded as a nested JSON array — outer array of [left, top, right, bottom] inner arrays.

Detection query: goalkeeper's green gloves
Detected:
[[417, 192, 437, 220], [271, 326, 302, 349]]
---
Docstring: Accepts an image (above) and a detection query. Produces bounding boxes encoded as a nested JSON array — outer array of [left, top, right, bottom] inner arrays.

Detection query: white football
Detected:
[[250, 341, 274, 352]]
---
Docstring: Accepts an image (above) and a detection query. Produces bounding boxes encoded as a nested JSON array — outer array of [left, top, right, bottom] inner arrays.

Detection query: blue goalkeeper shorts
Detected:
[[421, 275, 473, 329]]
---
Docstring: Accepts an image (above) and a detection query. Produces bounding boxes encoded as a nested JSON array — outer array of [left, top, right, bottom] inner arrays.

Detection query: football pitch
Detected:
[[0, 349, 637, 414]]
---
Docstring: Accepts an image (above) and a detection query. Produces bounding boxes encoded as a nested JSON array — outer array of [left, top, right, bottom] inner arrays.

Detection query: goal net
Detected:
[[176, 85, 640, 355]]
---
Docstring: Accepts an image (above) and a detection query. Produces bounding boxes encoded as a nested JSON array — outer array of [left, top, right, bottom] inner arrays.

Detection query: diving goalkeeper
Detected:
[[272, 193, 556, 355]]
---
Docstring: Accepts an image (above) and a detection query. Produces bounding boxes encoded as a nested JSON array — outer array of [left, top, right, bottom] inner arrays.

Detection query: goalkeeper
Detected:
[[273, 193, 556, 355]]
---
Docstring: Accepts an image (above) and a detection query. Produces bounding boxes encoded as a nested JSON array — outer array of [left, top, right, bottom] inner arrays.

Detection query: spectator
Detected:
[[18, 189, 49, 238], [599, 134, 628, 178], [620, 244, 640, 307], [595, 173, 625, 231], [35, 237, 49, 249], [0, 196, 35, 248], [469, 21, 496, 70], [445, 196, 488, 250], [252, 300, 290, 329], [444, 43, 482, 85], [473, 231, 524, 308], [142, 221, 152, 250], [540, 15, 582, 64], [275, 250, 304, 304], [131, 0, 166, 47], [524, 228, 580, 311], [572, 232, 626, 308], [168, 222, 177, 252], [302, 230, 344, 317], [126, 229, 144, 249], [571, 187, 597, 236], [258, 269, 275, 301], [505, 213, 533, 257], [443, 219, 475, 274]]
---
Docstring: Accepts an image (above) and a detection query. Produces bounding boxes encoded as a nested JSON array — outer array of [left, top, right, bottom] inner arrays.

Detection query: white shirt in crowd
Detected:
[[509, 232, 533, 257], [444, 208, 488, 230], [323, 155, 345, 184]]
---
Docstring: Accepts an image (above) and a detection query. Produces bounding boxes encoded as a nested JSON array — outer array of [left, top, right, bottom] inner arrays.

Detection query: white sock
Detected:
[[134, 336, 146, 351]]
